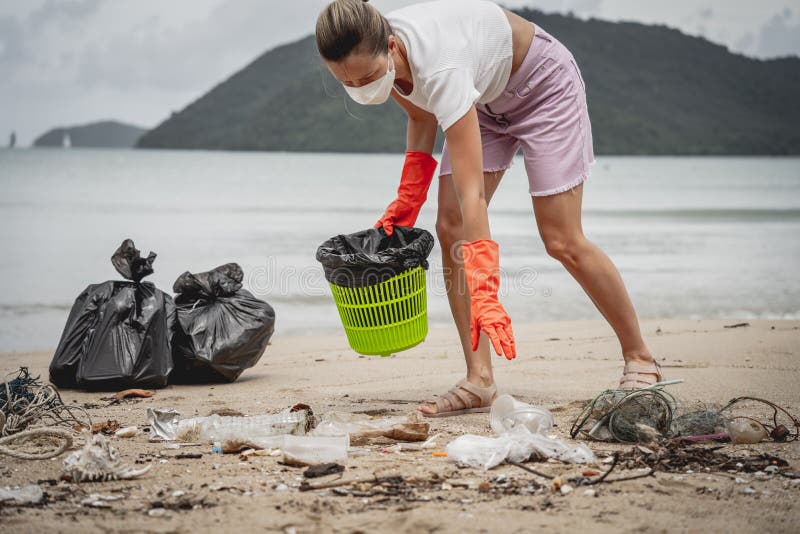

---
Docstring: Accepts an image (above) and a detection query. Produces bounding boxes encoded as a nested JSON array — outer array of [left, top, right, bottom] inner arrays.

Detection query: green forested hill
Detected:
[[137, 10, 800, 155], [35, 120, 146, 148]]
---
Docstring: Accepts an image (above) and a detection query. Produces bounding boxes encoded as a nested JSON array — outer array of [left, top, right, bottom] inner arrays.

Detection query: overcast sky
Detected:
[[2, 0, 798, 146]]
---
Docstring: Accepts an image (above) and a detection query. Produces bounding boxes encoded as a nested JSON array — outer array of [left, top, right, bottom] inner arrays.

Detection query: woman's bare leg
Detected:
[[531, 183, 656, 375], [418, 170, 505, 414]]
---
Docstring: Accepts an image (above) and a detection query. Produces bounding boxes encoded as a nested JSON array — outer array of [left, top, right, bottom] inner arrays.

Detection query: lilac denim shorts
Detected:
[[440, 23, 596, 196]]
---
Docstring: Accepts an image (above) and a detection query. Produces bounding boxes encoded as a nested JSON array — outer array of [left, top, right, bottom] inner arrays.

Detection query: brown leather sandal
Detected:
[[619, 360, 663, 389], [420, 378, 498, 418]]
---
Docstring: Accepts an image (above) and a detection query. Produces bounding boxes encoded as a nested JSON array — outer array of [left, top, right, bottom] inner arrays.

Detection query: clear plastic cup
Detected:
[[490, 394, 554, 435]]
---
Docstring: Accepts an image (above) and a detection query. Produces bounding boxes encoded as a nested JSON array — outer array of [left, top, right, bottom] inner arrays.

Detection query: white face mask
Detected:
[[344, 54, 395, 105]]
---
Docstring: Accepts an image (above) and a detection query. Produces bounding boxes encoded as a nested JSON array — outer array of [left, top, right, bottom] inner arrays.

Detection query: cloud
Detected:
[[27, 0, 102, 27], [0, 0, 102, 71], [735, 32, 755, 53], [754, 7, 800, 58], [0, 15, 27, 65], [0, 1, 333, 144], [2, 0, 799, 146], [567, 0, 604, 17], [72, 1, 325, 92]]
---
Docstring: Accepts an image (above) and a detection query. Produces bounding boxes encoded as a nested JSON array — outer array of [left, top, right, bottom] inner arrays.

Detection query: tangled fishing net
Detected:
[[570, 385, 799, 444], [0, 368, 90, 459]]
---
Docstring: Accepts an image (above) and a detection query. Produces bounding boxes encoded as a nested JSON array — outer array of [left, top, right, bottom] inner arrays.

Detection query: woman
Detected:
[[316, 0, 662, 416]]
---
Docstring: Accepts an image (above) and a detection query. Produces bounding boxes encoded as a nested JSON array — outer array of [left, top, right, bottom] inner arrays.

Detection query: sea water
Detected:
[[0, 148, 798, 352]]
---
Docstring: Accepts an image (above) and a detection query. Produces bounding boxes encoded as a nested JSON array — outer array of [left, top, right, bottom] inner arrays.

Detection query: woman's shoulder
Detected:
[[387, 1, 505, 72], [386, 0, 500, 21]]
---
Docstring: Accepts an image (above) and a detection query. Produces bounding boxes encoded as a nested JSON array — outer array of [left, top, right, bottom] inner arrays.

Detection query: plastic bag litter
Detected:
[[445, 435, 513, 470], [445, 396, 595, 470], [49, 239, 175, 390], [446, 428, 594, 471], [505, 426, 595, 464], [316, 226, 434, 288], [170, 263, 275, 383]]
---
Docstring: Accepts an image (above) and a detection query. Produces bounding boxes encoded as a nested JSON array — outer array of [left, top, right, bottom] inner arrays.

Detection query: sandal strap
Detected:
[[456, 379, 497, 407], [622, 361, 660, 375], [429, 390, 469, 412], [432, 396, 448, 413], [619, 359, 663, 389], [448, 386, 474, 409], [619, 375, 658, 388], [425, 379, 498, 413]]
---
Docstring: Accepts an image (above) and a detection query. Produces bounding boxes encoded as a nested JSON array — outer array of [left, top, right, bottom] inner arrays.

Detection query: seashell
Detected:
[[62, 433, 151, 482]]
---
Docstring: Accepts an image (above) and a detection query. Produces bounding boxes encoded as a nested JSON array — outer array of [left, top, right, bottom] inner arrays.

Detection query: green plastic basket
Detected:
[[329, 266, 428, 357]]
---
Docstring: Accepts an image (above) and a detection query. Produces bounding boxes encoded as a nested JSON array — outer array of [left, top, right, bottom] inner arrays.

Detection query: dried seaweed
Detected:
[[614, 443, 792, 474]]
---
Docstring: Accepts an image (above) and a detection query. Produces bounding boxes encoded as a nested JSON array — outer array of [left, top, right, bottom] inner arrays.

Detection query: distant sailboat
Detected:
[[62, 131, 71, 149]]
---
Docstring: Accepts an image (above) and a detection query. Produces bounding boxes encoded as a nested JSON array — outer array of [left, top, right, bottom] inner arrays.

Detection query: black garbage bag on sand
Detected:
[[49, 239, 175, 390], [170, 263, 275, 383], [316, 226, 434, 288]]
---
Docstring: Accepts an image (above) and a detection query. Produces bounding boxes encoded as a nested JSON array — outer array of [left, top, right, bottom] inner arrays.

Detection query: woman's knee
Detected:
[[435, 208, 463, 244], [541, 230, 588, 265]]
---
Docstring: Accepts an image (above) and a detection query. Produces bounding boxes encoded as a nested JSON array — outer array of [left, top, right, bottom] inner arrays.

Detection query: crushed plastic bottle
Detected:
[[310, 411, 429, 443], [151, 409, 310, 449], [312, 413, 410, 436], [490, 394, 554, 435], [0, 485, 44, 505], [147, 408, 181, 441], [200, 412, 308, 445]]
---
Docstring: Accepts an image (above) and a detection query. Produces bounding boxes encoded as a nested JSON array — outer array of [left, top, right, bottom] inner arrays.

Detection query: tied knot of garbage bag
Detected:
[[173, 263, 243, 299], [111, 239, 156, 283], [316, 226, 434, 288]]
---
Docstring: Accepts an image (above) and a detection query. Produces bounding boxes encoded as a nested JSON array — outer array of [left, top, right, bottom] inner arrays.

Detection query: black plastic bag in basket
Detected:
[[49, 239, 175, 390], [316, 226, 434, 288], [170, 263, 275, 383]]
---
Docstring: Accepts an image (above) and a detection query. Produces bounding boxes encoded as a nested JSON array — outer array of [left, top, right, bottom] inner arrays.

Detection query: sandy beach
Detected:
[[1, 318, 798, 533]]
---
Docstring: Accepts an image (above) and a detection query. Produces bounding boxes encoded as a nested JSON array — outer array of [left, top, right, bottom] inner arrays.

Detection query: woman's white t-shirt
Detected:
[[386, 0, 513, 131]]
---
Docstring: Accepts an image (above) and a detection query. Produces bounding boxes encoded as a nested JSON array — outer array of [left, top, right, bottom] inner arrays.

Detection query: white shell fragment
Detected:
[[115, 426, 140, 438], [62, 433, 152, 482]]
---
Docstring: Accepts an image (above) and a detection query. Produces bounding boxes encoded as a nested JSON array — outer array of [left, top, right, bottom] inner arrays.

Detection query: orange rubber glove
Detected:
[[462, 239, 516, 360], [375, 151, 438, 236]]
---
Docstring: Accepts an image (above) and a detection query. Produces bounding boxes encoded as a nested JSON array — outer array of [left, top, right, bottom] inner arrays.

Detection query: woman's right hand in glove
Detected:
[[462, 239, 516, 360]]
